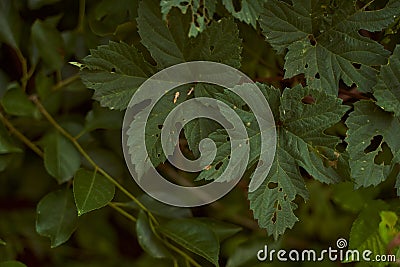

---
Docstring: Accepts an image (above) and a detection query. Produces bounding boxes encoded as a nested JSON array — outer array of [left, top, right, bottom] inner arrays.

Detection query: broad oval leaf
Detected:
[[1, 84, 38, 117], [31, 19, 65, 71], [195, 218, 242, 241], [158, 218, 220, 266], [43, 132, 81, 184], [136, 210, 172, 259], [0, 0, 21, 48], [36, 189, 78, 248], [73, 168, 115, 216]]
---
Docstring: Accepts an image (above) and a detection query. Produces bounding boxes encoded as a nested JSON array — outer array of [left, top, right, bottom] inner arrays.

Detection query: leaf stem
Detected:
[[0, 112, 44, 158], [77, 0, 86, 33], [52, 74, 80, 91], [31, 96, 158, 224], [15, 49, 29, 91], [108, 202, 137, 222]]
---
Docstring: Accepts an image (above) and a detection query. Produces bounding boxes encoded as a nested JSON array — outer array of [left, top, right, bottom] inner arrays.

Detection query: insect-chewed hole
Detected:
[[308, 34, 317, 46], [232, 0, 242, 12], [268, 182, 278, 189], [315, 72, 320, 79], [364, 135, 383, 154], [215, 162, 223, 170], [301, 95, 316, 104], [352, 63, 361, 69]]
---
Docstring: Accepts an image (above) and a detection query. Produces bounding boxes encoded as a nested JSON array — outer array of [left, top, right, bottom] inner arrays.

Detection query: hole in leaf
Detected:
[[301, 95, 316, 104], [352, 63, 361, 69], [210, 45, 215, 52], [157, 153, 161, 158], [179, 1, 189, 6], [272, 212, 277, 223], [305, 63, 308, 69], [277, 204, 282, 211], [308, 34, 316, 46], [215, 162, 223, 170], [111, 67, 116, 72], [364, 135, 383, 153], [158, 124, 163, 129], [228, 155, 231, 159], [374, 142, 393, 165], [315, 73, 320, 79], [268, 182, 278, 189], [232, 0, 242, 12], [227, 136, 230, 142]]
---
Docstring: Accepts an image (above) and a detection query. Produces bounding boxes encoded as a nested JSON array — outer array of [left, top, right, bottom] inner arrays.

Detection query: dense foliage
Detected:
[[0, 0, 400, 266]]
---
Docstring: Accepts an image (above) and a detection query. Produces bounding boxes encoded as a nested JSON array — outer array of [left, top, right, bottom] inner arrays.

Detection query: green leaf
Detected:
[[36, 189, 78, 248], [0, 261, 26, 267], [31, 19, 65, 71], [138, 0, 241, 69], [1, 84, 38, 117], [374, 45, 400, 116], [43, 132, 81, 183], [160, 0, 216, 37], [195, 218, 242, 241], [73, 168, 115, 216], [378, 211, 398, 244], [261, 0, 399, 94], [332, 181, 380, 213], [222, 0, 266, 27], [348, 201, 391, 266], [0, 123, 22, 155], [87, 0, 138, 36], [80, 41, 154, 110], [84, 102, 123, 131], [248, 85, 348, 239], [136, 211, 172, 259], [158, 218, 220, 266], [345, 100, 400, 188], [0, 0, 21, 48]]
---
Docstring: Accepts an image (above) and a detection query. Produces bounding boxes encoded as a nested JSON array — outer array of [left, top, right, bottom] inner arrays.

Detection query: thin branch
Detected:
[[31, 95, 159, 225], [108, 202, 137, 222], [0, 112, 44, 158]]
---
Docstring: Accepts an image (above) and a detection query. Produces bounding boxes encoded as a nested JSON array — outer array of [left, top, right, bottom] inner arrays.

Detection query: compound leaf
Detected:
[[138, 0, 241, 69], [248, 85, 348, 239], [222, 0, 266, 28], [374, 45, 400, 116], [345, 100, 400, 188], [261, 0, 399, 94], [80, 41, 154, 110]]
